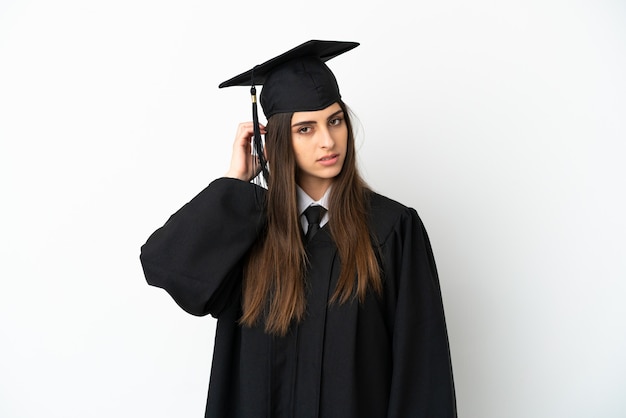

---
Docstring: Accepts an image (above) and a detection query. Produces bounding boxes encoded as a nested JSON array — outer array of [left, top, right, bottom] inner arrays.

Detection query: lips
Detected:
[[318, 154, 339, 162], [317, 154, 340, 167]]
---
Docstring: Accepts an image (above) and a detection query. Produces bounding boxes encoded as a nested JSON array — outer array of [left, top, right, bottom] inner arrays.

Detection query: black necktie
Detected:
[[303, 205, 327, 243]]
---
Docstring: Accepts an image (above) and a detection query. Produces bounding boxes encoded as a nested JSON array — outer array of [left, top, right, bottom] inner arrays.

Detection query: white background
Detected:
[[1, 1, 625, 417]]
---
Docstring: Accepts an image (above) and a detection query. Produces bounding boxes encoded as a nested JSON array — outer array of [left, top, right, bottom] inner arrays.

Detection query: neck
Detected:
[[297, 178, 333, 201]]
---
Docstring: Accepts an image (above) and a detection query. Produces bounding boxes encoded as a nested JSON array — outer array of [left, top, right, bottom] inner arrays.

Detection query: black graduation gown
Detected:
[[140, 178, 457, 418]]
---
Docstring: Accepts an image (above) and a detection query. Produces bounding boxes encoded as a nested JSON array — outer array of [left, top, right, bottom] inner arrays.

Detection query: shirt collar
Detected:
[[297, 185, 332, 216], [298, 186, 331, 229]]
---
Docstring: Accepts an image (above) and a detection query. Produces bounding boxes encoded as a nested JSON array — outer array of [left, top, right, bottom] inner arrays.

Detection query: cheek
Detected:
[[291, 145, 306, 168], [292, 140, 312, 159], [290, 139, 299, 157], [334, 129, 348, 149]]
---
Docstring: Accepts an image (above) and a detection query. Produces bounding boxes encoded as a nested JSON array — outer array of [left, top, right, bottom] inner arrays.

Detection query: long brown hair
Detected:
[[240, 101, 382, 335]]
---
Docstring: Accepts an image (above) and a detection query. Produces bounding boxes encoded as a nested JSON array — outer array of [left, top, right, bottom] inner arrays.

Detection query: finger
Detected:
[[235, 123, 266, 142]]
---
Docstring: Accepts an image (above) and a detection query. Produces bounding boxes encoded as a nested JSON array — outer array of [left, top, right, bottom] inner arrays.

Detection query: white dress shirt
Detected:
[[297, 185, 331, 232]]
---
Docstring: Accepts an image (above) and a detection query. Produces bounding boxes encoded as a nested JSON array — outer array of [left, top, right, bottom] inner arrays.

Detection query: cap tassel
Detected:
[[250, 67, 269, 186]]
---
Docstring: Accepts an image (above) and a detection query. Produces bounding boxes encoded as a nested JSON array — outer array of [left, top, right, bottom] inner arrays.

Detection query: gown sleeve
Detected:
[[139, 177, 267, 318], [382, 208, 457, 418]]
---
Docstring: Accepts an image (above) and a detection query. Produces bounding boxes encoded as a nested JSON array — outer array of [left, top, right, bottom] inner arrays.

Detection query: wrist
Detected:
[[224, 169, 249, 182]]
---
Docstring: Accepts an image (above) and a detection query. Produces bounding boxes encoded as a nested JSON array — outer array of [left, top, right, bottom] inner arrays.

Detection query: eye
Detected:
[[298, 126, 312, 134], [329, 117, 343, 127]]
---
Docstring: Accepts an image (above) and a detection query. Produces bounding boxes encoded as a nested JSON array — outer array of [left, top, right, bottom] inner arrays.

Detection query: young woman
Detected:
[[140, 40, 457, 418]]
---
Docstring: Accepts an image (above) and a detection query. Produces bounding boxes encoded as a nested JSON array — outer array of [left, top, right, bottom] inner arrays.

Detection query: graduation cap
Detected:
[[219, 40, 359, 184]]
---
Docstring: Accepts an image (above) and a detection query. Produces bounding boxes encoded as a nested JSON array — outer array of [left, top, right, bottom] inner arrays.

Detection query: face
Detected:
[[290, 102, 348, 197]]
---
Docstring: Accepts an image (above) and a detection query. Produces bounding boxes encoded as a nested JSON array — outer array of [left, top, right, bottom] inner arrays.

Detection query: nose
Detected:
[[319, 126, 335, 149]]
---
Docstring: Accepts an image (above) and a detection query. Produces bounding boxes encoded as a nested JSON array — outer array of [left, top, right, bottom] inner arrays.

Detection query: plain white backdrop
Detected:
[[1, 1, 625, 417]]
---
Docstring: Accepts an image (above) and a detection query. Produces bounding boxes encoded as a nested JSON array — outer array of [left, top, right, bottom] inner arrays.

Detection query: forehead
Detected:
[[291, 102, 343, 123]]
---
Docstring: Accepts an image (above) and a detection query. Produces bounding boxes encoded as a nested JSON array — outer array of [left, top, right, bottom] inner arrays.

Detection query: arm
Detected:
[[140, 122, 268, 317], [140, 178, 266, 317]]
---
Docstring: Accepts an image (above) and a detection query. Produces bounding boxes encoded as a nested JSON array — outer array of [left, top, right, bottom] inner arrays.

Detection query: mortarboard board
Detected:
[[218, 40, 359, 184], [219, 40, 359, 117]]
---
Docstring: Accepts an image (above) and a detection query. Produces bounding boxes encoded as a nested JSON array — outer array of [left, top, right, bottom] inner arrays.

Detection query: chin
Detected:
[[321, 169, 342, 179]]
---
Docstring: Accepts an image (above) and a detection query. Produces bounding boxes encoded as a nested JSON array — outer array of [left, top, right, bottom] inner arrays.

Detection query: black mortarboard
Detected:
[[218, 40, 359, 184]]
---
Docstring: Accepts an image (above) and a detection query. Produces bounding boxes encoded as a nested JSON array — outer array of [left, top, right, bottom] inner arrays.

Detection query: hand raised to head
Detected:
[[224, 122, 267, 181]]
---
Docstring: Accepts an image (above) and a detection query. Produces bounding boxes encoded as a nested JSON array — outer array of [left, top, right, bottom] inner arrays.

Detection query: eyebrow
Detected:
[[291, 110, 344, 128]]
